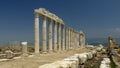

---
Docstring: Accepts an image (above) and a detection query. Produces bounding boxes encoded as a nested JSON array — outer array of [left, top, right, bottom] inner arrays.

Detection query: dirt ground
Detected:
[[0, 48, 91, 68]]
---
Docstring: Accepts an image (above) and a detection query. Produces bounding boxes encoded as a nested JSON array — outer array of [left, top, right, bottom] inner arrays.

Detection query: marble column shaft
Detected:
[[34, 13, 39, 54], [66, 27, 68, 50], [80, 32, 86, 48], [62, 25, 65, 50], [42, 16, 47, 52], [54, 22, 57, 51], [70, 29, 72, 49], [80, 35, 83, 48], [74, 31, 76, 48], [58, 23, 61, 51], [68, 28, 71, 50], [77, 32, 79, 47], [76, 32, 78, 48], [48, 19, 53, 51], [71, 29, 74, 49]]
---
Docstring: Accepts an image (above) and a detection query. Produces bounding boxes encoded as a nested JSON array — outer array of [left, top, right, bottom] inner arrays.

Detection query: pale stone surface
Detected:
[[38, 49, 97, 68], [42, 16, 47, 52], [0, 59, 10, 62], [5, 50, 14, 59], [68, 28, 71, 50], [73, 31, 76, 48], [74, 31, 77, 48], [62, 25, 65, 50], [58, 23, 61, 51], [48, 18, 53, 52], [70, 29, 72, 49], [34, 8, 65, 53], [80, 31, 86, 48], [13, 57, 21, 59], [34, 13, 40, 54], [71, 29, 74, 49], [65, 27, 68, 50], [54, 22, 58, 51], [100, 58, 111, 68], [77, 32, 79, 47], [35, 8, 64, 25], [21, 42, 28, 55]]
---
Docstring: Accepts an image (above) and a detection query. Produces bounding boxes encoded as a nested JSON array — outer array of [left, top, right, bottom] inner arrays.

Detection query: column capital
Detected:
[[34, 13, 39, 18], [57, 22, 60, 24], [62, 24, 65, 28], [48, 18, 52, 23], [42, 15, 47, 20]]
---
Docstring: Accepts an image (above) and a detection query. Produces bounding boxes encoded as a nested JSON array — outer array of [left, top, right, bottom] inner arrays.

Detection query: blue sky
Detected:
[[0, 0, 120, 44]]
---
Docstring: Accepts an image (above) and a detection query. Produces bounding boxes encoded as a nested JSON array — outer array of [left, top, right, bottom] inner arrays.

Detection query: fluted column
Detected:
[[42, 16, 47, 52], [58, 23, 61, 51], [34, 13, 39, 54], [48, 18, 53, 52], [54, 22, 57, 51], [62, 25, 65, 50]]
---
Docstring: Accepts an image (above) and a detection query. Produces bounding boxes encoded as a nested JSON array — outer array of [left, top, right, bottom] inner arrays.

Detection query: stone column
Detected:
[[58, 23, 61, 51], [74, 31, 76, 48], [76, 31, 78, 48], [68, 28, 70, 50], [34, 13, 39, 54], [80, 31, 85, 48], [48, 18, 53, 52], [70, 29, 72, 49], [66, 27, 68, 50], [21, 42, 28, 55], [42, 16, 47, 52], [77, 32, 79, 48], [73, 30, 76, 48], [62, 25, 65, 50], [71, 29, 73, 49], [54, 22, 57, 51]]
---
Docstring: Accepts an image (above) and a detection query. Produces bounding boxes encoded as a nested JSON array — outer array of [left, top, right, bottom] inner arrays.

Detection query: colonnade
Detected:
[[34, 8, 86, 54]]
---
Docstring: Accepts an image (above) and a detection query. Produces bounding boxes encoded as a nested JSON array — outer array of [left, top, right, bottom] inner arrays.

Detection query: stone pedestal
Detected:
[[21, 42, 28, 56]]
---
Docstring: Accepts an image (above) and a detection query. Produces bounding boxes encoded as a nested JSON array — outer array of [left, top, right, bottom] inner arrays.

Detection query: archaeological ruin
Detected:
[[34, 8, 86, 54]]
